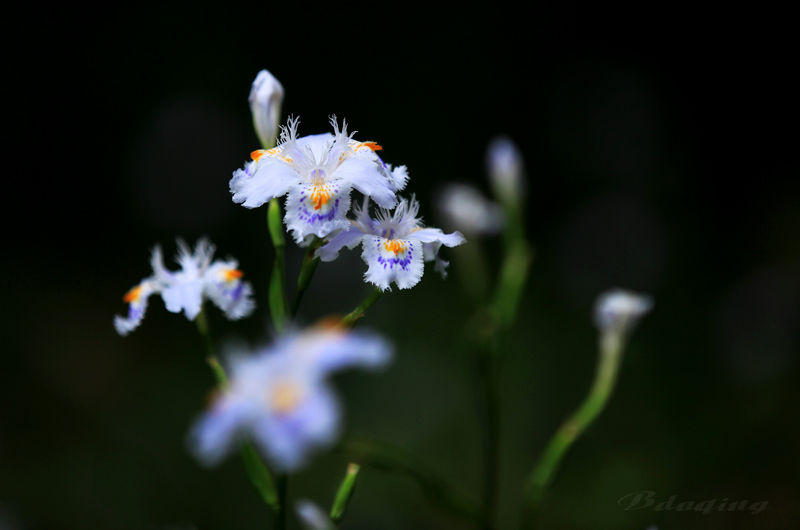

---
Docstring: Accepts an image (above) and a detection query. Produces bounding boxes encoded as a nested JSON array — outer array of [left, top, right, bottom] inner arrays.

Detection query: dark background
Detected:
[[3, 3, 797, 529]]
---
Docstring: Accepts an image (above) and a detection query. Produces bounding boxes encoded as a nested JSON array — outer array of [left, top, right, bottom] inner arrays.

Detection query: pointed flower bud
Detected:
[[249, 69, 284, 149], [486, 136, 525, 206], [594, 288, 653, 337]]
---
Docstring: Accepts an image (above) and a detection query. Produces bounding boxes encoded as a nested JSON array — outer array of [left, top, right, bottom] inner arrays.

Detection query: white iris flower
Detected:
[[230, 116, 406, 243], [189, 327, 393, 472], [316, 196, 466, 291], [114, 239, 254, 335]]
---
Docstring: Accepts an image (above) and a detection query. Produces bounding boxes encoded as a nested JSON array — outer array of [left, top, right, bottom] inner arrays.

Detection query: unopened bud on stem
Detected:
[[249, 69, 284, 149], [486, 136, 525, 207]]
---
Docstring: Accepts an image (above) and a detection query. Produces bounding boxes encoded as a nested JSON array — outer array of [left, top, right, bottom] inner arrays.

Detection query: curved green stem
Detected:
[[522, 334, 625, 528], [194, 307, 279, 514], [340, 288, 383, 328]]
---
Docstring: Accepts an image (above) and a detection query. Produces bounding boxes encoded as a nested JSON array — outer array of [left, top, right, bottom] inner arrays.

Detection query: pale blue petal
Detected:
[[231, 158, 300, 208], [189, 400, 259, 467], [309, 331, 394, 376], [334, 156, 398, 209], [252, 384, 341, 472], [409, 228, 466, 247], [315, 224, 367, 262]]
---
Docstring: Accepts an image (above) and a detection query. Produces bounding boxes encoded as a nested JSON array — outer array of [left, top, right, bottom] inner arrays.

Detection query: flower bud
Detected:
[[486, 136, 525, 206], [594, 288, 653, 336], [436, 183, 503, 236], [295, 500, 334, 530], [249, 69, 284, 149]]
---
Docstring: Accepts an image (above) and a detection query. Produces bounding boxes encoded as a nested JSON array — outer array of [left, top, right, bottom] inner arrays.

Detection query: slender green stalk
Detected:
[[290, 236, 322, 318], [522, 333, 625, 528], [474, 202, 531, 530], [340, 288, 383, 328], [268, 199, 288, 333], [194, 306, 279, 514], [479, 344, 500, 530], [330, 463, 360, 524], [454, 239, 491, 303], [194, 307, 216, 361], [274, 474, 288, 530]]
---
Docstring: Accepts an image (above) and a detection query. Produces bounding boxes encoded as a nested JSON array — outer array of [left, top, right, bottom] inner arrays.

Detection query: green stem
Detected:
[[522, 334, 625, 528], [194, 307, 279, 514], [268, 199, 288, 333], [340, 288, 384, 328], [195, 307, 216, 361], [290, 237, 322, 318], [479, 341, 501, 530], [273, 474, 288, 530]]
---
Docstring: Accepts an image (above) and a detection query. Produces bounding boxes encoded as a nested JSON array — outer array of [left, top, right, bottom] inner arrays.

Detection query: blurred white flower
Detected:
[[295, 500, 334, 530], [249, 69, 284, 149], [594, 288, 653, 336], [316, 196, 466, 290], [189, 327, 392, 472], [436, 183, 503, 236], [486, 136, 525, 206], [114, 239, 254, 335]]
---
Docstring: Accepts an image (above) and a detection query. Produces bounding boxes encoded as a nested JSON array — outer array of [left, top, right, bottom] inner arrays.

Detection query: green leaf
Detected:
[[240, 441, 279, 511]]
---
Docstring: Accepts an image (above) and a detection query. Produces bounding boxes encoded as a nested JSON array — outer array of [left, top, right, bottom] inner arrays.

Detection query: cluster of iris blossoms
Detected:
[[114, 68, 654, 530]]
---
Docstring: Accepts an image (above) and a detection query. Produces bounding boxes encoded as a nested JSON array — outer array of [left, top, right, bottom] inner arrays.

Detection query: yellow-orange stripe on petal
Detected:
[[222, 269, 243, 282], [250, 147, 281, 162], [123, 285, 144, 303], [383, 240, 407, 254], [362, 141, 382, 151], [310, 186, 331, 210]]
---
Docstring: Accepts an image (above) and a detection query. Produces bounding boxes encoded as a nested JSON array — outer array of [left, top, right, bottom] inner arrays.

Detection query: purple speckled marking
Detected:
[[296, 184, 345, 226], [375, 238, 414, 270]]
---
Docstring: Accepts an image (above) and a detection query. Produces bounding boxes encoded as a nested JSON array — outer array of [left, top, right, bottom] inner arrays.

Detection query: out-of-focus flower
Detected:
[[594, 288, 653, 337], [436, 182, 503, 236], [114, 239, 254, 335], [189, 327, 392, 472], [316, 196, 466, 291], [230, 116, 405, 243], [486, 136, 525, 206], [249, 69, 285, 149], [295, 500, 334, 530]]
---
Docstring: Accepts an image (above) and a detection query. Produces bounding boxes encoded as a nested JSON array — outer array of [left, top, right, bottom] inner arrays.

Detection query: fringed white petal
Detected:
[[231, 158, 301, 209], [284, 181, 352, 243], [113, 278, 160, 336], [204, 261, 256, 320], [362, 236, 424, 291]]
